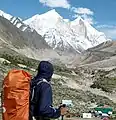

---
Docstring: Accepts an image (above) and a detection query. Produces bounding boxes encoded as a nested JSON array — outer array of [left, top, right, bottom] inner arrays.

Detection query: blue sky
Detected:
[[0, 0, 116, 39]]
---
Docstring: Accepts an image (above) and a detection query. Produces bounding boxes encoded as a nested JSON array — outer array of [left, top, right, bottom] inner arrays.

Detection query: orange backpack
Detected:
[[2, 69, 32, 120]]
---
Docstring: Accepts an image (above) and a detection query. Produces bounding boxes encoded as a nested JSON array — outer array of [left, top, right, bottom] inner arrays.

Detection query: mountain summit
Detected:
[[0, 9, 110, 55], [24, 9, 110, 54], [24, 9, 62, 35]]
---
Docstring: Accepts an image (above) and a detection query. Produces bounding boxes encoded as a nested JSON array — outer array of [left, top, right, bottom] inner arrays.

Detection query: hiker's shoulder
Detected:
[[40, 79, 51, 89]]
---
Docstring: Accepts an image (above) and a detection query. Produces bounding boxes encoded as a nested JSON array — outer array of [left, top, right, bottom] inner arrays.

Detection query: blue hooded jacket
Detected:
[[31, 61, 61, 119]]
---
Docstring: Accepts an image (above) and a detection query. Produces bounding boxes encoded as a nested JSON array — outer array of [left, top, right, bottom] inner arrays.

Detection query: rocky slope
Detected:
[[71, 41, 116, 69], [0, 16, 64, 63], [0, 11, 82, 63], [0, 50, 116, 114]]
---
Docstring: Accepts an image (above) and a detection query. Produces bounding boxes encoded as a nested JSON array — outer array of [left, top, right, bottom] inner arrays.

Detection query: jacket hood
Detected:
[[35, 61, 54, 82]]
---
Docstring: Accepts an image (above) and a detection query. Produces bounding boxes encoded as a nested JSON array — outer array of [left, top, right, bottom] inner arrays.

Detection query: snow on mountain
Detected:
[[64, 19, 70, 22], [0, 10, 12, 20], [0, 9, 110, 54], [24, 9, 62, 36], [70, 16, 108, 49], [0, 10, 30, 32], [24, 9, 110, 53]]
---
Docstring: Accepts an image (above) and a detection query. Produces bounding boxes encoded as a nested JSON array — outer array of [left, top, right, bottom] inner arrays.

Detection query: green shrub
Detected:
[[90, 77, 116, 93]]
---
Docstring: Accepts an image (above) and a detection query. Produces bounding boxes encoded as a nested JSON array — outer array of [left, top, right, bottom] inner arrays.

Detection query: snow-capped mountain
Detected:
[[0, 10, 62, 62], [0, 10, 31, 32], [24, 10, 62, 36], [24, 9, 110, 54], [0, 10, 12, 20], [0, 9, 110, 54]]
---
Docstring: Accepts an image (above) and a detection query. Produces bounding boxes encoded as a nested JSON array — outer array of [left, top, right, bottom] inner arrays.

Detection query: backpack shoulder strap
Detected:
[[31, 79, 49, 101], [29, 79, 50, 119], [36, 79, 49, 85]]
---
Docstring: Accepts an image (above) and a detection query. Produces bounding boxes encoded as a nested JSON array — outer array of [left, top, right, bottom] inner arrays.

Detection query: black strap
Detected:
[[29, 79, 49, 120], [31, 79, 49, 102]]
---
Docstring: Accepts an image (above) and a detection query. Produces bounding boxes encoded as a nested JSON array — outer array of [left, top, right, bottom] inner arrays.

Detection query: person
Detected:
[[30, 61, 68, 120], [102, 117, 109, 120]]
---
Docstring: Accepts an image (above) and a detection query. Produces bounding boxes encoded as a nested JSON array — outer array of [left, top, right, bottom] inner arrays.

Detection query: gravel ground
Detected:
[[65, 118, 101, 120]]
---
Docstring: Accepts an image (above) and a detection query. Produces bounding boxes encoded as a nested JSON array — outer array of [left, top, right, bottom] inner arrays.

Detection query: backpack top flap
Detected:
[[3, 69, 31, 120]]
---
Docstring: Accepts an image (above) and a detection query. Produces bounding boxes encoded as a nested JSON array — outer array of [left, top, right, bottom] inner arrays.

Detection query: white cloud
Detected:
[[64, 19, 70, 22], [96, 25, 116, 29], [39, 0, 70, 9], [96, 25, 116, 39], [71, 7, 94, 25], [84, 17, 94, 25], [81, 14, 94, 25], [72, 7, 94, 15]]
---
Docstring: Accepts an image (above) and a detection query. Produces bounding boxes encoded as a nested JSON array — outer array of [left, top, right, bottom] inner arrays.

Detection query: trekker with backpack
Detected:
[[30, 61, 68, 120], [2, 61, 67, 120]]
